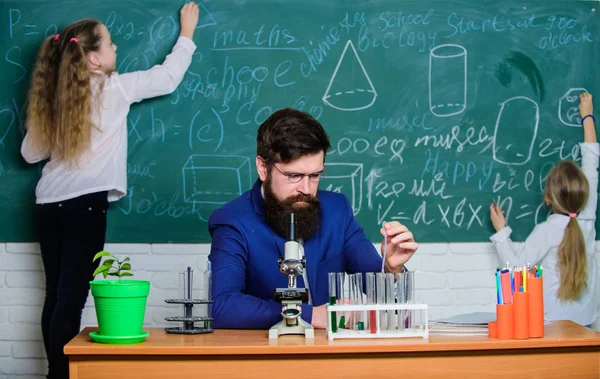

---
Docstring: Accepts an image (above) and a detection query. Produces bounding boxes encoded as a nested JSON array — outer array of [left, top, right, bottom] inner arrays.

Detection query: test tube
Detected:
[[179, 272, 185, 299], [396, 272, 406, 331], [366, 272, 376, 334], [376, 273, 386, 331], [205, 261, 212, 323], [406, 271, 415, 303], [179, 268, 193, 300], [337, 273, 346, 329], [386, 273, 395, 330], [328, 272, 337, 333], [347, 274, 356, 330], [405, 271, 415, 329], [354, 273, 364, 331]]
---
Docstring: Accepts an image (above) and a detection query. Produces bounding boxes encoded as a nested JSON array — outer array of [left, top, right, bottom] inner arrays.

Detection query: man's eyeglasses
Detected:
[[272, 164, 325, 183]]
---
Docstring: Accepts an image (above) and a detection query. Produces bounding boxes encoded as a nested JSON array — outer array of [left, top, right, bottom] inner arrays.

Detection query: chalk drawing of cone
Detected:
[[493, 96, 539, 166], [429, 44, 467, 117], [558, 88, 587, 127], [322, 40, 377, 111]]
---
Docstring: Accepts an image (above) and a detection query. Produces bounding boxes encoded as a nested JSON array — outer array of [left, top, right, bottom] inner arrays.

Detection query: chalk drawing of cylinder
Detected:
[[429, 44, 467, 117], [493, 96, 539, 166]]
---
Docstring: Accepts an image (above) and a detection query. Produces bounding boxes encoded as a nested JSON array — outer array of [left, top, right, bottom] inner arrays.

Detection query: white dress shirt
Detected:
[[490, 142, 599, 326], [21, 36, 196, 204]]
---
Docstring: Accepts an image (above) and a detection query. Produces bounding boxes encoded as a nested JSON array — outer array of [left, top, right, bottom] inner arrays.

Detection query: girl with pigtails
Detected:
[[21, 4, 199, 378], [489, 92, 598, 327]]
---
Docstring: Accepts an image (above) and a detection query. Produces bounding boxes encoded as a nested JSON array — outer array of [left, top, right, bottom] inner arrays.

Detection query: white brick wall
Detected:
[[1, 241, 599, 378]]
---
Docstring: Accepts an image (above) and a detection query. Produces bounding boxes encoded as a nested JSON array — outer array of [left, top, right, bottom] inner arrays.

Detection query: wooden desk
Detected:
[[66, 321, 600, 378]]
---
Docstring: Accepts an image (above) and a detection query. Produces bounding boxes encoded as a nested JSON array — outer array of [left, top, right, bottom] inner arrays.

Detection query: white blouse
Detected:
[[21, 36, 196, 204], [490, 142, 599, 326]]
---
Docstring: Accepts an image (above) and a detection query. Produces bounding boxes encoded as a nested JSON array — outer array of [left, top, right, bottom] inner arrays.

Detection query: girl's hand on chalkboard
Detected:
[[380, 221, 418, 273], [489, 202, 506, 233], [579, 92, 596, 143], [180, 2, 200, 40], [579, 92, 593, 118]]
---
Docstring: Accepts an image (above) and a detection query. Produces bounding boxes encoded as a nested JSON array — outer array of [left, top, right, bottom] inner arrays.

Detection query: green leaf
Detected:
[[94, 262, 112, 278], [93, 264, 111, 278], [98, 269, 111, 278], [92, 253, 133, 279], [98, 261, 114, 271], [93, 251, 114, 262]]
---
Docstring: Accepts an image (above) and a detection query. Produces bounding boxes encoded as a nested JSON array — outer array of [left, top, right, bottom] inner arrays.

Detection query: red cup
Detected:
[[513, 291, 529, 339], [488, 321, 498, 338], [497, 303, 514, 340], [528, 277, 544, 338]]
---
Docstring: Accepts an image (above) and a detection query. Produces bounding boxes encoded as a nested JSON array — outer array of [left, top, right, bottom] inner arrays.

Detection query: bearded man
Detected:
[[208, 108, 418, 329]]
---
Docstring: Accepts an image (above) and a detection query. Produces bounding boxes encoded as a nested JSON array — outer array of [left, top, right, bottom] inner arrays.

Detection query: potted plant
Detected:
[[89, 251, 150, 344]]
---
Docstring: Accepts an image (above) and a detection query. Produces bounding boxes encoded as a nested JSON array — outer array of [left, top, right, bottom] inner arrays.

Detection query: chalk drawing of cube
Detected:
[[182, 155, 252, 205], [320, 163, 363, 215]]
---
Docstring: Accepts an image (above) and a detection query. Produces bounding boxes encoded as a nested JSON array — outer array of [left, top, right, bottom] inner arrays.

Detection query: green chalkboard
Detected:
[[1, 0, 599, 243]]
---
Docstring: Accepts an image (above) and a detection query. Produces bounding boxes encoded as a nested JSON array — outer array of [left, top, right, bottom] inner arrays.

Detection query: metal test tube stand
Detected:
[[269, 213, 314, 339], [164, 266, 214, 334]]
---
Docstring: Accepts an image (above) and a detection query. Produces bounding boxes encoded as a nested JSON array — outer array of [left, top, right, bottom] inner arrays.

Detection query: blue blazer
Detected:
[[208, 179, 382, 329]]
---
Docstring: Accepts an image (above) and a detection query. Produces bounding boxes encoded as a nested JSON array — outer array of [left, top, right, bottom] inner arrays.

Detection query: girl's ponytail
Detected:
[[26, 34, 62, 157], [25, 19, 102, 165], [54, 38, 93, 164], [545, 160, 589, 301], [557, 216, 587, 301]]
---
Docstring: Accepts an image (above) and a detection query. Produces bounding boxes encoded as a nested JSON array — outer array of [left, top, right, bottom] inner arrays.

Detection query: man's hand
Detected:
[[311, 304, 328, 329], [380, 221, 418, 273]]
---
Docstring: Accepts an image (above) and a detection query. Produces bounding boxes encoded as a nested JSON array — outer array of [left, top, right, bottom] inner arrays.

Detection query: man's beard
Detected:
[[263, 178, 320, 241]]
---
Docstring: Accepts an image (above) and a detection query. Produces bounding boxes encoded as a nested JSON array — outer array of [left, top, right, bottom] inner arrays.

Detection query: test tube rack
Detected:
[[164, 266, 214, 334], [163, 298, 213, 334], [326, 303, 429, 340]]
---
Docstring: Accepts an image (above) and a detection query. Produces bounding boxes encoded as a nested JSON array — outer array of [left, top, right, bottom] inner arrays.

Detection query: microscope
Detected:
[[268, 213, 315, 339]]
